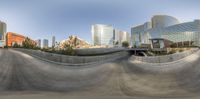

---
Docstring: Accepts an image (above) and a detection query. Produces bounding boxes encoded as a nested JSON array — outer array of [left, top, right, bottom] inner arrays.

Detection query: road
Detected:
[[0, 49, 200, 99]]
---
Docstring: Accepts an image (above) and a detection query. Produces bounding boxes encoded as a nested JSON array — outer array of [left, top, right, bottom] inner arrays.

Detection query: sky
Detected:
[[0, 0, 200, 45]]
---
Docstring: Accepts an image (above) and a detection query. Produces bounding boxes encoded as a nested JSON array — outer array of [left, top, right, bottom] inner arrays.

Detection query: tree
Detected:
[[61, 43, 76, 55], [22, 37, 36, 49], [13, 43, 20, 48], [115, 41, 119, 45], [122, 41, 129, 48]]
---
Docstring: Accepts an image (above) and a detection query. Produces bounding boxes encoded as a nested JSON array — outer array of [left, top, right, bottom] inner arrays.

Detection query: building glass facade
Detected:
[[92, 24, 114, 46], [37, 39, 41, 48], [52, 36, 56, 47], [151, 15, 179, 28], [131, 22, 152, 47], [43, 39, 49, 48], [131, 15, 200, 47], [114, 30, 130, 45]]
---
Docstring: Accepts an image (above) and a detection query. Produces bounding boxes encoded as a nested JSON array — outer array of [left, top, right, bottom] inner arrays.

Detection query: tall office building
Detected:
[[131, 15, 200, 47], [37, 39, 41, 48], [92, 24, 114, 46], [114, 30, 130, 45], [0, 21, 7, 47], [52, 36, 56, 48], [120, 31, 130, 44], [131, 22, 152, 47], [43, 39, 49, 48]]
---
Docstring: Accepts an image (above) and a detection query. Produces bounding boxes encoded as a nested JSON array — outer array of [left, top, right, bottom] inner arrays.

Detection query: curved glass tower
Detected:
[[151, 15, 179, 28], [131, 15, 200, 47]]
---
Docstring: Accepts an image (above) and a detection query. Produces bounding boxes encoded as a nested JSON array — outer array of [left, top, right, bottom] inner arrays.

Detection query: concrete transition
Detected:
[[0, 48, 200, 99]]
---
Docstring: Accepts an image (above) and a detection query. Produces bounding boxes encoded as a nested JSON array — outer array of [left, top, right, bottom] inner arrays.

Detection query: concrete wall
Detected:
[[75, 48, 125, 56], [130, 48, 199, 63], [15, 48, 129, 64]]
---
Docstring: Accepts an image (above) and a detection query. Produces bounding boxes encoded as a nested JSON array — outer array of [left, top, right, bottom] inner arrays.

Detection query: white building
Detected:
[[43, 39, 49, 48], [114, 30, 130, 46], [0, 21, 6, 47], [131, 22, 152, 47], [52, 36, 56, 48], [151, 15, 179, 28], [92, 24, 114, 46], [131, 15, 181, 47], [37, 39, 41, 48]]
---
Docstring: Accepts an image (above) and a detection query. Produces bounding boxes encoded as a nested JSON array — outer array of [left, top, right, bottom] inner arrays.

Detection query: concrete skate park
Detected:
[[0, 48, 200, 99]]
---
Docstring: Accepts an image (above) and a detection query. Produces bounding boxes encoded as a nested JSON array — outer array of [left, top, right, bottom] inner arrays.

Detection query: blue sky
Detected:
[[0, 0, 200, 44]]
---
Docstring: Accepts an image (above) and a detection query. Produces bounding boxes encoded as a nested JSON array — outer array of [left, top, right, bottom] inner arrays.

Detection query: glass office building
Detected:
[[114, 30, 130, 45], [161, 20, 200, 46], [43, 39, 49, 48], [0, 21, 7, 47], [52, 36, 56, 47], [151, 15, 179, 28], [131, 15, 200, 47], [92, 24, 114, 46], [131, 22, 152, 46]]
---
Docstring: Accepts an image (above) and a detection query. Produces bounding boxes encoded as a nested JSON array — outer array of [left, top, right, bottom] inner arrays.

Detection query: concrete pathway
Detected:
[[0, 49, 200, 99]]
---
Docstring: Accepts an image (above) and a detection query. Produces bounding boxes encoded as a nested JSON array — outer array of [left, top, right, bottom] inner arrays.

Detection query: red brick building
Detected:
[[6, 32, 36, 47]]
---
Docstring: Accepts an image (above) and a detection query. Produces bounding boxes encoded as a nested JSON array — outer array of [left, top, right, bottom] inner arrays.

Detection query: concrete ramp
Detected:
[[0, 49, 200, 99]]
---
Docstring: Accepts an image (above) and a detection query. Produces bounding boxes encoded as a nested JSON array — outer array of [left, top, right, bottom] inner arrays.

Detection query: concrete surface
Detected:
[[14, 48, 129, 65], [0, 49, 200, 99], [130, 48, 199, 63]]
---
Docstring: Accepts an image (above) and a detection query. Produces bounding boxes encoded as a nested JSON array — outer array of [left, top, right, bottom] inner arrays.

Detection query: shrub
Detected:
[[179, 49, 184, 52], [13, 43, 21, 48], [41, 43, 76, 56], [122, 41, 129, 48], [22, 37, 37, 49], [168, 50, 177, 54]]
